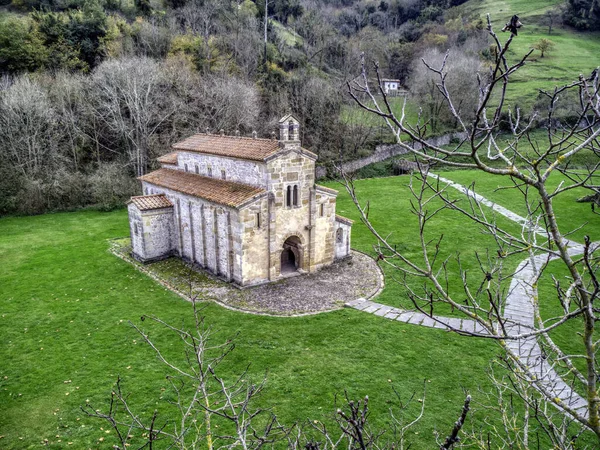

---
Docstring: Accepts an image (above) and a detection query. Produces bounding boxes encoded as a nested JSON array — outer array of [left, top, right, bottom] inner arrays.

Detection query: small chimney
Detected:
[[235, 129, 240, 137], [271, 131, 276, 140], [220, 129, 225, 136], [252, 130, 257, 139], [205, 127, 210, 134]]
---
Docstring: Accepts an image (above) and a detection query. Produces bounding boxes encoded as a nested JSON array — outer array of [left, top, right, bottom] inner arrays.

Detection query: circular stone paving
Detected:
[[111, 240, 383, 316], [220, 251, 383, 315]]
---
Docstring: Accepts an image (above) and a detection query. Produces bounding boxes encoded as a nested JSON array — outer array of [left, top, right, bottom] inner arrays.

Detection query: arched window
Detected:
[[336, 228, 343, 243], [208, 166, 212, 177], [288, 121, 294, 138], [286, 186, 292, 207], [195, 165, 199, 174], [320, 203, 324, 217], [184, 163, 189, 172], [293, 185, 298, 206]]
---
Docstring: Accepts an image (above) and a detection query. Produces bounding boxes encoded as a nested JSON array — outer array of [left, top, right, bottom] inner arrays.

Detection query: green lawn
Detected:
[[0, 191, 503, 449], [1, 171, 598, 448], [440, 170, 600, 243]]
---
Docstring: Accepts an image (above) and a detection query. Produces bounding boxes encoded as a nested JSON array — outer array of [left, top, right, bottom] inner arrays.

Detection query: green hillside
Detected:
[[459, 0, 600, 110]]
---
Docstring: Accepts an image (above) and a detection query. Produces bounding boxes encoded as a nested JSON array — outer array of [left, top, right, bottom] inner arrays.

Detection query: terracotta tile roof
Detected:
[[129, 194, 173, 211], [157, 152, 178, 165], [139, 168, 266, 208], [335, 214, 354, 225], [172, 134, 280, 161]]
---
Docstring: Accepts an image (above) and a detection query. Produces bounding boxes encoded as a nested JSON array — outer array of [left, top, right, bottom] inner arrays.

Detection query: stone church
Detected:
[[127, 114, 353, 287]]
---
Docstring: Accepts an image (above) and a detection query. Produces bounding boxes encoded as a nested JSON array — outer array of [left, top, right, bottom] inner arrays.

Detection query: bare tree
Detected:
[[347, 14, 600, 444], [83, 298, 288, 449], [0, 75, 60, 177], [86, 57, 179, 177], [408, 47, 481, 132]]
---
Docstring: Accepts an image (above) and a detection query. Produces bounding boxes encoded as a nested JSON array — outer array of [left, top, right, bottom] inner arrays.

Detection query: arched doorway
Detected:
[[280, 236, 302, 274]]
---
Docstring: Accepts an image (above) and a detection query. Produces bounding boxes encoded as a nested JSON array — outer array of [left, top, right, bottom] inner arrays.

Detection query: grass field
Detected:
[[2, 171, 599, 448], [1, 176, 507, 449]]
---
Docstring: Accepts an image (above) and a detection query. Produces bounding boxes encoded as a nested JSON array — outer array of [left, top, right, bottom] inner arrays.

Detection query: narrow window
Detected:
[[134, 223, 139, 235], [293, 185, 298, 207], [288, 121, 294, 138], [208, 166, 213, 177], [221, 169, 226, 180], [336, 228, 343, 243], [184, 163, 188, 172], [286, 186, 292, 207], [144, 187, 148, 195], [195, 165, 199, 174], [320, 203, 324, 217], [256, 212, 261, 228]]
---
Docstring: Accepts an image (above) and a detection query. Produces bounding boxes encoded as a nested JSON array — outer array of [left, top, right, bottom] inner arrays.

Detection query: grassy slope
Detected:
[[459, 0, 600, 110], [0, 187, 505, 449], [440, 170, 599, 243]]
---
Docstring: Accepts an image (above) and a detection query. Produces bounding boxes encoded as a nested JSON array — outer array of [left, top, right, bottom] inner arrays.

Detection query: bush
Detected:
[[89, 163, 139, 211]]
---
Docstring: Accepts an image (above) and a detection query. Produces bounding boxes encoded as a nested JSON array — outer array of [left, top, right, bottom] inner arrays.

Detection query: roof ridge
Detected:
[[175, 133, 276, 143]]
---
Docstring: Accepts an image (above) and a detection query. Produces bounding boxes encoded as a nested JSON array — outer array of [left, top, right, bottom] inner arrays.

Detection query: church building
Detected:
[[127, 114, 352, 287]]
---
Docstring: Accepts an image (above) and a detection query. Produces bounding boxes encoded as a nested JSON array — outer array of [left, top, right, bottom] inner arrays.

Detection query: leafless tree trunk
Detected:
[[346, 14, 600, 443]]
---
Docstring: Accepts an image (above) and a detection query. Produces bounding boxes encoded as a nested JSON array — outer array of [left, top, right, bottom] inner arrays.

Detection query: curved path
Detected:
[[346, 174, 594, 419]]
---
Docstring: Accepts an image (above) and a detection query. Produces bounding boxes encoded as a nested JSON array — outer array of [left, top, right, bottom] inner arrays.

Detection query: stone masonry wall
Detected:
[[140, 181, 243, 283], [177, 152, 268, 188], [267, 149, 315, 278], [313, 190, 336, 267], [315, 131, 467, 178], [239, 197, 270, 285], [128, 203, 175, 262]]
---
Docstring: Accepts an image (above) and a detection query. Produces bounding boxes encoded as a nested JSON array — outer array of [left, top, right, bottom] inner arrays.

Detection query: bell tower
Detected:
[[278, 114, 300, 149]]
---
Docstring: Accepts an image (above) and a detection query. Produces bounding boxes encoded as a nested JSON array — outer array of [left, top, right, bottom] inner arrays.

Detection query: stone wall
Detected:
[[140, 181, 243, 283], [334, 219, 352, 260], [267, 149, 314, 278], [177, 151, 268, 188], [315, 131, 467, 179], [128, 203, 175, 262], [313, 189, 336, 267], [238, 198, 270, 285]]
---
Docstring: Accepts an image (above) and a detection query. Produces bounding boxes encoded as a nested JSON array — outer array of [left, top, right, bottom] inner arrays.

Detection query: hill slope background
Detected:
[[0, 0, 599, 215]]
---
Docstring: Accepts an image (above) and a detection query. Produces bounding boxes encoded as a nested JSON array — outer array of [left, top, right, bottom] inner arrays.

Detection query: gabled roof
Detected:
[[335, 214, 354, 225], [279, 113, 299, 124], [129, 194, 173, 211], [172, 134, 280, 162], [157, 152, 178, 165], [139, 168, 266, 208], [315, 184, 339, 196]]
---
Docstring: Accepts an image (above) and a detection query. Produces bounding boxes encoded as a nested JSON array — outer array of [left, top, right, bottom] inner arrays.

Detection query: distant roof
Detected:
[[335, 214, 354, 225], [157, 152, 178, 165], [139, 168, 266, 208], [315, 184, 339, 196], [381, 78, 402, 83], [172, 134, 280, 162], [129, 194, 173, 211]]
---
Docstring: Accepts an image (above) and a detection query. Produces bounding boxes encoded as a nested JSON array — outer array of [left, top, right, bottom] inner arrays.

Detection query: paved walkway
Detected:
[[346, 174, 594, 419]]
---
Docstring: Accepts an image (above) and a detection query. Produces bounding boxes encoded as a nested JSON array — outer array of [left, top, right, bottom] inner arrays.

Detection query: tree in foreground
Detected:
[[83, 292, 471, 449], [347, 14, 600, 447]]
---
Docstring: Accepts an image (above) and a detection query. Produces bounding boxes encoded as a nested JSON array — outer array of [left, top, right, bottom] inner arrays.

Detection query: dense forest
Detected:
[[0, 0, 597, 214]]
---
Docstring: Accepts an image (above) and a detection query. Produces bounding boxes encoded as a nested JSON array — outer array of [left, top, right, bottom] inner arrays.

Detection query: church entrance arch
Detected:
[[280, 236, 303, 274]]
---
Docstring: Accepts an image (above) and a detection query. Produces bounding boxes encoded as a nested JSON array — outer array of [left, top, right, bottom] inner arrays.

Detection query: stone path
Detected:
[[346, 174, 595, 420]]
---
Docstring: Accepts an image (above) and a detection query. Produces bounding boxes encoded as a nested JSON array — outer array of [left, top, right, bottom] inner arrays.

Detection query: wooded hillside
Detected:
[[0, 0, 597, 214]]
